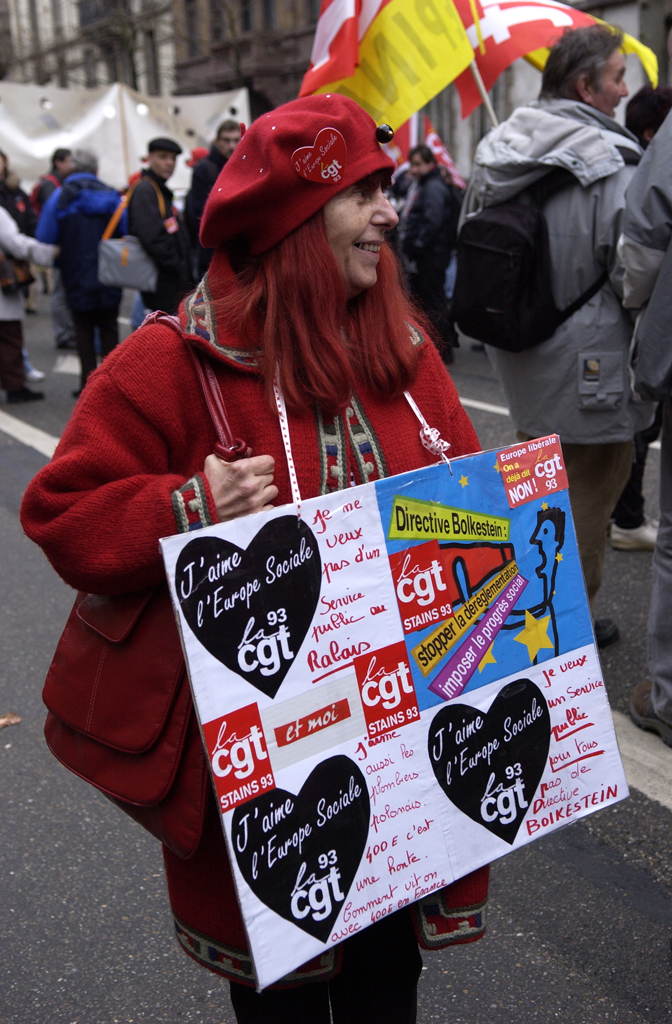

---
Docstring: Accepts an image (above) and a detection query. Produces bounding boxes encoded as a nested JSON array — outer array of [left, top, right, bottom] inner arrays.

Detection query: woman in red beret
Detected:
[[21, 95, 485, 1023]]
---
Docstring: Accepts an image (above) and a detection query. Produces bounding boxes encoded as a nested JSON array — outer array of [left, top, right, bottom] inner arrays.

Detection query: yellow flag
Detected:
[[525, 23, 658, 88], [314, 0, 474, 130]]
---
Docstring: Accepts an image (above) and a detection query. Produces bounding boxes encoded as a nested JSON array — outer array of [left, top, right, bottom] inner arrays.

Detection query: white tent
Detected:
[[0, 81, 250, 192]]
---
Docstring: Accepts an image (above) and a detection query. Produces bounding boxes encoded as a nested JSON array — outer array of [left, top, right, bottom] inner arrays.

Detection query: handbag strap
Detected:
[[102, 177, 168, 241], [141, 311, 250, 462]]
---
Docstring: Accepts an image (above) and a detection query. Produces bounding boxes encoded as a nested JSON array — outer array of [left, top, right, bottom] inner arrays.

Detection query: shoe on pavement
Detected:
[[610, 521, 658, 551], [629, 681, 672, 747], [594, 618, 619, 648], [7, 386, 44, 403], [25, 366, 46, 382]]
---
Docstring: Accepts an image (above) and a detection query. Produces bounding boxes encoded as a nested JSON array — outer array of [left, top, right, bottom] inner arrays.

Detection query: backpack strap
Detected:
[[529, 168, 610, 324], [556, 268, 609, 326]]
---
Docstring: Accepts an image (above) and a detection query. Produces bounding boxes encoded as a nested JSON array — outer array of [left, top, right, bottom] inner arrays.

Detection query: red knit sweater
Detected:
[[21, 283, 484, 984]]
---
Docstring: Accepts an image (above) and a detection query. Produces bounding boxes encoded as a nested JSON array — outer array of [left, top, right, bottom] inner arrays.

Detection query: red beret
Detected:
[[200, 95, 395, 255]]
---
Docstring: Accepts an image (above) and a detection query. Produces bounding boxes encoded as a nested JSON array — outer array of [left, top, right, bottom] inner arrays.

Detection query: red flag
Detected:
[[453, 0, 595, 118], [300, 0, 400, 97], [382, 114, 466, 190], [423, 116, 466, 189]]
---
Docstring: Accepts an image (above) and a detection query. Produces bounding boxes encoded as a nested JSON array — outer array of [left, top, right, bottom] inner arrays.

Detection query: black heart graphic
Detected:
[[231, 756, 370, 942], [175, 516, 321, 699], [428, 680, 551, 844]]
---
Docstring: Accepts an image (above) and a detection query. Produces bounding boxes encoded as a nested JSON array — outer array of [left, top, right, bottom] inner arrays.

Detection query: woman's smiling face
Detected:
[[323, 177, 398, 299]]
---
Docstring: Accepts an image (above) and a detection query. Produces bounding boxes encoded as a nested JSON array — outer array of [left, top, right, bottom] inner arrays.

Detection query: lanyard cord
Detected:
[[273, 371, 303, 516], [272, 370, 453, 517], [403, 390, 452, 469]]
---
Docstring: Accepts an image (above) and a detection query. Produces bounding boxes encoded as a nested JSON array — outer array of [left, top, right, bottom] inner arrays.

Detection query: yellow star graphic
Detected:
[[541, 502, 549, 510], [555, 553, 563, 563], [493, 461, 501, 473], [478, 642, 497, 673], [459, 475, 469, 488], [514, 610, 554, 663]]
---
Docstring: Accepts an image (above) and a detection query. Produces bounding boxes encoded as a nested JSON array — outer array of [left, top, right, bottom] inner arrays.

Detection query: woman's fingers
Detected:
[[203, 453, 278, 523]]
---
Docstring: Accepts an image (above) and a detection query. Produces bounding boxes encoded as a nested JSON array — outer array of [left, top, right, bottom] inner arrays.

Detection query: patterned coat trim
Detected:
[[411, 893, 488, 951], [183, 276, 261, 369], [315, 392, 388, 494], [173, 915, 342, 988], [346, 394, 387, 485], [171, 474, 215, 533]]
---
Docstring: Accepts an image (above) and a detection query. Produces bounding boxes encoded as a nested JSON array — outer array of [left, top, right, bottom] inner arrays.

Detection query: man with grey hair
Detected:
[[37, 147, 124, 396], [460, 26, 652, 648]]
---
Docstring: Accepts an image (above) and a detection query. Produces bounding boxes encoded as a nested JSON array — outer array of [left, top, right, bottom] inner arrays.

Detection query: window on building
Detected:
[[102, 44, 118, 83], [84, 47, 97, 87], [79, 0, 105, 28], [185, 0, 200, 57], [144, 30, 160, 93], [210, 0, 225, 40], [240, 0, 253, 32], [306, 0, 320, 23], [57, 54, 68, 88], [262, 0, 275, 29]]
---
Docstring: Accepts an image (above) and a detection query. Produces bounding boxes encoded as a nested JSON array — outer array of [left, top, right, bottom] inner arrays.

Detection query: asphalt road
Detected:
[[2, 299, 671, 1023]]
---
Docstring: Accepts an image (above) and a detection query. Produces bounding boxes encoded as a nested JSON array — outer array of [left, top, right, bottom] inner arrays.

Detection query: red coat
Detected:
[[21, 280, 487, 985]]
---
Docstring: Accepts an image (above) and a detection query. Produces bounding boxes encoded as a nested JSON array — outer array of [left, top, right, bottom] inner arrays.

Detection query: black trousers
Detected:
[[612, 404, 663, 529], [408, 258, 452, 355], [229, 908, 423, 1024], [71, 305, 120, 389], [0, 320, 25, 392]]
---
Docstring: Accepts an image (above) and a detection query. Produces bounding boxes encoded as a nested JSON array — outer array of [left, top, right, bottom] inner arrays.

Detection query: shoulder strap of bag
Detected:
[[529, 168, 610, 325], [141, 311, 250, 462], [102, 177, 168, 242], [102, 187, 132, 241]]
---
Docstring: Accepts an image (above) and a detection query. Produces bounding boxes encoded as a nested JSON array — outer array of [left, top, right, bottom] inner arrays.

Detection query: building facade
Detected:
[[172, 0, 319, 115], [4, 0, 175, 93]]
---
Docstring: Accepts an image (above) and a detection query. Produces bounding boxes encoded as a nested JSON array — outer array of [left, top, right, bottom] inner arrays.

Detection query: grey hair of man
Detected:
[[539, 26, 624, 101], [70, 148, 99, 175]]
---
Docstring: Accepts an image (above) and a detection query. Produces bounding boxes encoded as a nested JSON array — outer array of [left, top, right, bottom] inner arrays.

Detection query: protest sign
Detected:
[[160, 434, 627, 990]]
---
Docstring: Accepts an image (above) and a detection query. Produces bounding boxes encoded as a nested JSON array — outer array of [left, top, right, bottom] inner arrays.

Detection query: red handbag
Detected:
[[42, 315, 249, 858]]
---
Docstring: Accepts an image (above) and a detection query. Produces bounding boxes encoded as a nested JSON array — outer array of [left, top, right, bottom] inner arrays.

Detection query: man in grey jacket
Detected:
[[462, 26, 652, 648], [618, 110, 672, 746]]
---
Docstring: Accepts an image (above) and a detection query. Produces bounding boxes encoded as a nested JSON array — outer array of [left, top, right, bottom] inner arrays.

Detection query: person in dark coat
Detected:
[[0, 150, 37, 237], [37, 148, 124, 396], [188, 120, 241, 279], [127, 137, 193, 316], [402, 145, 459, 358]]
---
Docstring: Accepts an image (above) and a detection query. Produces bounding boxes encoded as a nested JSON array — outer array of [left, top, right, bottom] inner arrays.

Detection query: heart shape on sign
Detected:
[[292, 128, 347, 185], [232, 756, 369, 942], [428, 679, 551, 845], [175, 516, 321, 699]]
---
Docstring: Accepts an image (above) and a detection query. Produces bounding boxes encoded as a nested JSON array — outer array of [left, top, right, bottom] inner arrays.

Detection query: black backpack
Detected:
[[451, 169, 608, 352]]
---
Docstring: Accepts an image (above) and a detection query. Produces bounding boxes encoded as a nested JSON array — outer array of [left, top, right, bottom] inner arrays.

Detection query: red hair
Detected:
[[211, 210, 425, 416]]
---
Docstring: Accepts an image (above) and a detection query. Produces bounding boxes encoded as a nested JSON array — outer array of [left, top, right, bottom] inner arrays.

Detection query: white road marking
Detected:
[[460, 396, 510, 417], [0, 409, 59, 458], [612, 709, 672, 812], [53, 353, 80, 375]]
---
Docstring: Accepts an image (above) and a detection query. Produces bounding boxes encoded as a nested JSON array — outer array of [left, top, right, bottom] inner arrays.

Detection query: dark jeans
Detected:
[[71, 305, 120, 389], [229, 908, 423, 1024], [409, 258, 453, 356], [0, 319, 25, 392], [612, 404, 663, 529]]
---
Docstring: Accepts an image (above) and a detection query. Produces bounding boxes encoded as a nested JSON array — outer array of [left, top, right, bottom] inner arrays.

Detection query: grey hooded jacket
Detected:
[[461, 98, 651, 445], [617, 109, 672, 399]]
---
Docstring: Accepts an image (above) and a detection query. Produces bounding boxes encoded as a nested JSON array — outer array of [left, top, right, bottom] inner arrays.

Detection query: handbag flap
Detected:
[[44, 586, 186, 754], [76, 588, 155, 642]]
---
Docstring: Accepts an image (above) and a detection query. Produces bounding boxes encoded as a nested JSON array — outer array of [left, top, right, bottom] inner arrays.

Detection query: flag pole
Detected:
[[469, 61, 499, 128]]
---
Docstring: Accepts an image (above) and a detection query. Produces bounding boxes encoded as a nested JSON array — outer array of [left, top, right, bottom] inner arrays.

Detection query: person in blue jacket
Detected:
[[37, 148, 125, 397]]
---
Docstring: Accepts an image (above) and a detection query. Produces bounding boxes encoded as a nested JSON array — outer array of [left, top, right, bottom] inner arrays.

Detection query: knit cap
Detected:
[[200, 95, 394, 255]]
